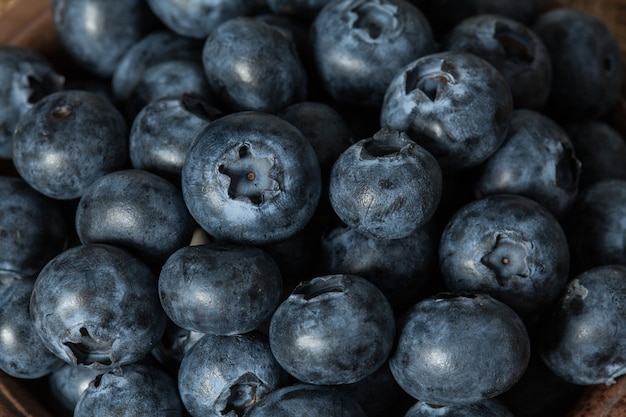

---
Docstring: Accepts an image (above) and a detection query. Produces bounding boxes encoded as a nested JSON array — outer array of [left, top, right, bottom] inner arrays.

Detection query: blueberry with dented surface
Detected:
[[380, 51, 513, 172]]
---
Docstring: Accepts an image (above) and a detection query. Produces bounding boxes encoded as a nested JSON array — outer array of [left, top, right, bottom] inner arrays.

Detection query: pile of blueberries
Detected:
[[1, 0, 626, 416]]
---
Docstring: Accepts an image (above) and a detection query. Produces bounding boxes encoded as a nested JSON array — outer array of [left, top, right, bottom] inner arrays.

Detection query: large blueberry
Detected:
[[12, 90, 129, 200], [389, 293, 530, 405], [473, 109, 581, 219], [532, 8, 624, 121], [129, 95, 220, 182], [73, 364, 183, 417], [244, 384, 367, 417], [0, 46, 64, 159], [112, 30, 204, 103], [29, 244, 166, 371], [539, 265, 626, 385], [439, 194, 570, 315], [403, 398, 514, 417], [329, 128, 442, 240], [0, 176, 67, 277], [380, 51, 513, 172], [269, 274, 396, 385], [563, 179, 626, 274], [178, 332, 286, 417], [310, 0, 436, 106], [147, 0, 258, 38], [202, 17, 307, 113], [442, 14, 552, 110], [75, 169, 195, 265], [52, 0, 157, 77], [181, 111, 321, 245], [0, 273, 64, 379], [158, 242, 283, 335]]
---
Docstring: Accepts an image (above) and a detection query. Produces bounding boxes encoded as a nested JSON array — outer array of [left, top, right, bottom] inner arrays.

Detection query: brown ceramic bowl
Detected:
[[1, 0, 626, 416]]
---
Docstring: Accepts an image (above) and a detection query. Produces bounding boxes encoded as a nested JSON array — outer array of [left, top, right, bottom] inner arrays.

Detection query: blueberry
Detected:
[[74, 363, 183, 417], [562, 179, 626, 274], [146, 0, 258, 39], [473, 109, 581, 219], [0, 273, 64, 379], [12, 90, 129, 200], [181, 111, 321, 245], [112, 30, 204, 103], [310, 0, 436, 106], [29, 243, 166, 371], [124, 59, 213, 120], [48, 364, 104, 414], [243, 384, 367, 417], [442, 14, 552, 110], [0, 176, 67, 277], [320, 222, 438, 314], [439, 194, 570, 315], [564, 121, 626, 190], [129, 95, 221, 182], [202, 17, 307, 113], [158, 242, 283, 335], [52, 0, 158, 78], [532, 7, 624, 121], [75, 169, 195, 265], [380, 51, 513, 172], [329, 128, 442, 240], [403, 398, 514, 417], [538, 265, 626, 385], [178, 332, 286, 417], [269, 274, 396, 385], [389, 293, 530, 405], [0, 46, 64, 159]]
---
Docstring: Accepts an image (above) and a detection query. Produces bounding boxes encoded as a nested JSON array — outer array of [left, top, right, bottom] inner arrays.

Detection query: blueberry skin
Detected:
[[389, 293, 530, 406], [403, 398, 514, 417], [243, 384, 367, 417], [29, 243, 166, 371], [320, 222, 437, 314], [125, 59, 213, 119], [563, 179, 626, 274], [158, 242, 283, 335], [52, 0, 157, 78], [75, 169, 195, 265], [473, 109, 581, 219], [0, 274, 64, 379], [310, 0, 436, 106], [48, 364, 104, 414], [12, 90, 129, 200], [539, 265, 626, 385], [73, 364, 183, 417], [439, 194, 570, 315], [112, 30, 204, 103], [532, 8, 624, 121], [147, 0, 258, 39], [442, 14, 552, 110], [0, 46, 64, 159], [329, 128, 442, 240], [0, 176, 67, 277], [130, 95, 220, 181], [564, 121, 626, 190], [277, 101, 354, 182], [380, 51, 513, 172], [181, 111, 321, 245], [202, 17, 307, 113], [178, 332, 287, 417], [269, 274, 396, 385]]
